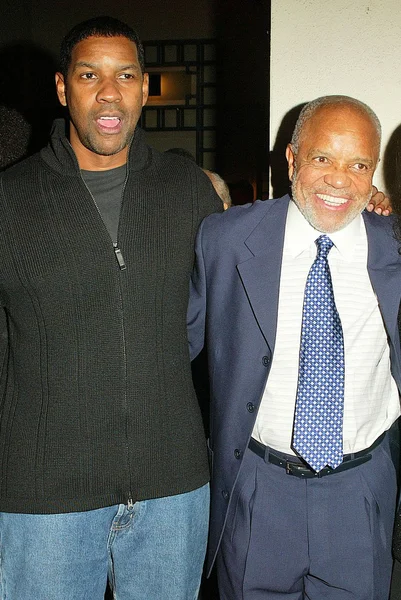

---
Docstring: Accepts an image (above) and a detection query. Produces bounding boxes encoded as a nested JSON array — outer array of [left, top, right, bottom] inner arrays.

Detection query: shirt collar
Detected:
[[285, 199, 364, 260]]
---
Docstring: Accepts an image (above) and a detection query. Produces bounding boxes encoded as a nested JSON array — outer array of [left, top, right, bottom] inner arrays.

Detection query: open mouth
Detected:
[[316, 193, 348, 207], [96, 116, 122, 132]]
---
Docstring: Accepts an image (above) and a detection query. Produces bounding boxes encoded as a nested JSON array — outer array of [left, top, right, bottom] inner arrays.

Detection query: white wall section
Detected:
[[270, 0, 401, 195]]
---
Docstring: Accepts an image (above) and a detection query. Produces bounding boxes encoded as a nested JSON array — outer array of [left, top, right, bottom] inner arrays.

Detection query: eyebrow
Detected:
[[73, 61, 141, 73], [307, 148, 375, 167]]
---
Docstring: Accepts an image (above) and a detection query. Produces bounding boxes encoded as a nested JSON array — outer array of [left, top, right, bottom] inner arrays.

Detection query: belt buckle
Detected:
[[285, 460, 307, 476]]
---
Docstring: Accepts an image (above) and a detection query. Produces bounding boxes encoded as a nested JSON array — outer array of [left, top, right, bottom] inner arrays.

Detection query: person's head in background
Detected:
[[204, 170, 232, 210], [164, 149, 230, 209]]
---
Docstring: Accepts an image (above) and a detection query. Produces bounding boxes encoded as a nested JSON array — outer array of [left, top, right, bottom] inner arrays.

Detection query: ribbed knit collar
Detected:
[[40, 118, 151, 177]]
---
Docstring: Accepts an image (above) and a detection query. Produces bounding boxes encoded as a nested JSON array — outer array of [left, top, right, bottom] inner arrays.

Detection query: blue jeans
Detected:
[[0, 483, 209, 599]]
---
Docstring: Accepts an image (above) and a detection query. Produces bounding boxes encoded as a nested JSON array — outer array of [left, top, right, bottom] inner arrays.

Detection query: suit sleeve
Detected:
[[187, 218, 208, 361]]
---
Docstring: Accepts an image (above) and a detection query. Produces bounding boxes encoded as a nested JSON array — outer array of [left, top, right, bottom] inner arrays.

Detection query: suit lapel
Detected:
[[236, 197, 290, 352], [236, 206, 401, 360]]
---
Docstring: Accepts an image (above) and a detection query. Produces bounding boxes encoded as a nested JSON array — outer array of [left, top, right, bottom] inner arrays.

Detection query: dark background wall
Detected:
[[215, 0, 269, 197]]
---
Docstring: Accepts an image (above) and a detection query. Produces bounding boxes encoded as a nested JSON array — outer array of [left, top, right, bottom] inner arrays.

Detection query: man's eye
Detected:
[[119, 73, 134, 79], [313, 156, 328, 164], [81, 73, 96, 80], [353, 163, 368, 171]]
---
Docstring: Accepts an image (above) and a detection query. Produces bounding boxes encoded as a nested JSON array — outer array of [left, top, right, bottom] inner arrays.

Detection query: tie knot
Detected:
[[315, 234, 333, 258]]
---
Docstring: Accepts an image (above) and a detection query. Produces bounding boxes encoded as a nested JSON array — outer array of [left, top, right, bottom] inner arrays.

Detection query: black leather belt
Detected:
[[248, 433, 385, 478]]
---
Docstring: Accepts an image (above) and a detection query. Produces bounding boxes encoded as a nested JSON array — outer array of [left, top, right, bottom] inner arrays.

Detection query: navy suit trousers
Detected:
[[217, 434, 396, 600]]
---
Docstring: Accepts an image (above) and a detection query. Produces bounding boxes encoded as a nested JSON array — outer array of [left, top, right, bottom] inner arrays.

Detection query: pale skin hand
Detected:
[[366, 185, 392, 215]]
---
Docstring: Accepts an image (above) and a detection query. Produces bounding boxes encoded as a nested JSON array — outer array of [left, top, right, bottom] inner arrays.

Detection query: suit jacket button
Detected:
[[247, 402, 255, 413], [262, 356, 270, 367], [234, 449, 242, 459], [222, 490, 229, 500]]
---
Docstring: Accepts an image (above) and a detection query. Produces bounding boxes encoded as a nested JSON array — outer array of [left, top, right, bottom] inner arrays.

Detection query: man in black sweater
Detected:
[[0, 16, 221, 599]]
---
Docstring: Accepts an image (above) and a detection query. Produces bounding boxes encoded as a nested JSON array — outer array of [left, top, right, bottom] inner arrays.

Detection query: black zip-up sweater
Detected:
[[0, 119, 221, 513]]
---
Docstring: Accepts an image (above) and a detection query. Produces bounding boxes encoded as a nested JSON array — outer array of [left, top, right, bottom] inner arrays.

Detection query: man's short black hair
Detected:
[[59, 16, 145, 78]]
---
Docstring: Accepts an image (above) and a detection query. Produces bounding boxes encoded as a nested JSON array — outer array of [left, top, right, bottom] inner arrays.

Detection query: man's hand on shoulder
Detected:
[[366, 186, 392, 216]]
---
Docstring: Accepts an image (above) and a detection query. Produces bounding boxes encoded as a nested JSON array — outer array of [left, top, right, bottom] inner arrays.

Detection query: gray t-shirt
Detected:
[[81, 164, 126, 244]]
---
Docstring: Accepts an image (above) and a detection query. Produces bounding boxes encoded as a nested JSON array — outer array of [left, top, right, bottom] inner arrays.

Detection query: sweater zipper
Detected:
[[84, 185, 127, 271], [78, 175, 127, 270], [113, 244, 126, 270], [115, 176, 133, 509], [79, 173, 133, 507]]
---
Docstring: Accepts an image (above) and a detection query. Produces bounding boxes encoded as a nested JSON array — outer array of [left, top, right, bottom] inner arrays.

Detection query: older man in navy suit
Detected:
[[189, 95, 401, 599]]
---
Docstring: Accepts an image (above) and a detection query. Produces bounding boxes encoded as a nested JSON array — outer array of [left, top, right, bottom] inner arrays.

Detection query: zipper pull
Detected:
[[113, 244, 126, 270], [127, 496, 134, 510]]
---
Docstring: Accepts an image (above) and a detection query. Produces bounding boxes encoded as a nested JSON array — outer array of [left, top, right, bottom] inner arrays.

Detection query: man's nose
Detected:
[[323, 168, 351, 189], [96, 79, 122, 103]]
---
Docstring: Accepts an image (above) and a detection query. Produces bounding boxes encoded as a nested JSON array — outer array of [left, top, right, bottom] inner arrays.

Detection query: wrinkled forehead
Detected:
[[303, 104, 378, 141], [69, 35, 140, 68]]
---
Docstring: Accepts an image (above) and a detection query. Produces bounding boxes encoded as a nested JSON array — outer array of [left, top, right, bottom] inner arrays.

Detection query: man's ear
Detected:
[[55, 72, 67, 107], [285, 143, 295, 182]]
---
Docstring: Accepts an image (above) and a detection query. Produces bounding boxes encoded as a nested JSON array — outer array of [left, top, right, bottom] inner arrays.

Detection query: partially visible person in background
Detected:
[[0, 105, 31, 169], [367, 185, 392, 215], [204, 170, 232, 210], [0, 105, 33, 420], [164, 150, 232, 210]]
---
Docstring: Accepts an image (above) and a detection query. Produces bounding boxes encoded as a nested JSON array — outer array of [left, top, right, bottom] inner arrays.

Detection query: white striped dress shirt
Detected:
[[252, 200, 400, 454]]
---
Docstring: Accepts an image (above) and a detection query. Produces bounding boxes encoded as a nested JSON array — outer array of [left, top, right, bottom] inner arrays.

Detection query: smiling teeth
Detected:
[[317, 194, 348, 206]]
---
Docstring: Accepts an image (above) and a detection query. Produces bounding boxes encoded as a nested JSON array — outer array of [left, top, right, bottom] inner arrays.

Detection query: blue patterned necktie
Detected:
[[292, 235, 345, 472]]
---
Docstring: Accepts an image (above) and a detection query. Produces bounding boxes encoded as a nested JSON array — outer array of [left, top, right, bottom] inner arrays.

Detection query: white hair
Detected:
[[204, 170, 232, 208]]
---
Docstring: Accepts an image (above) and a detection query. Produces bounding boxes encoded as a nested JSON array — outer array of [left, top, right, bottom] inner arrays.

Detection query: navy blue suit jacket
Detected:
[[188, 195, 401, 574]]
